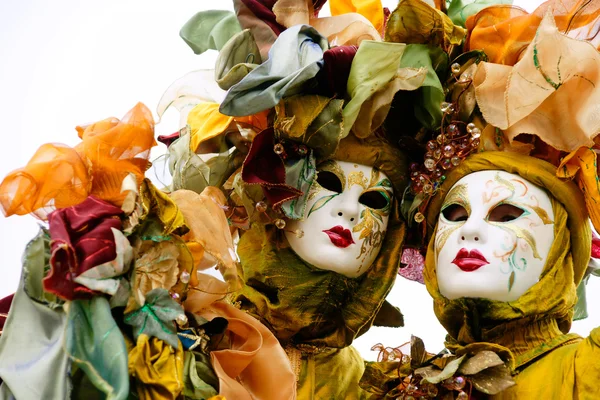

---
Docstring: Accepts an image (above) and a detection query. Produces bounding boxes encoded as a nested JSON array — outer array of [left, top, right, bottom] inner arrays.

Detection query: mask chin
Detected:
[[285, 160, 393, 278], [435, 170, 554, 302]]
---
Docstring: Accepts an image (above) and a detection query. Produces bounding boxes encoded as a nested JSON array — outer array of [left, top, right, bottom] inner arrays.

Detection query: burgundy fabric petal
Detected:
[[241, 128, 302, 207], [592, 232, 600, 259], [158, 131, 181, 148], [317, 45, 358, 97], [0, 293, 14, 333], [44, 196, 123, 300], [240, 0, 285, 35]]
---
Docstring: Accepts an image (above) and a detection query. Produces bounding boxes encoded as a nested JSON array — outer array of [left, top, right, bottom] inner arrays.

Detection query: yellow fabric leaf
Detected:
[[139, 179, 187, 236], [329, 0, 384, 32], [187, 103, 234, 153]]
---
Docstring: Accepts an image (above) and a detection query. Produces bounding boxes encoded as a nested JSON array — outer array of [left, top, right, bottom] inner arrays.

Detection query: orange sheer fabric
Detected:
[[0, 103, 156, 219], [466, 0, 600, 65]]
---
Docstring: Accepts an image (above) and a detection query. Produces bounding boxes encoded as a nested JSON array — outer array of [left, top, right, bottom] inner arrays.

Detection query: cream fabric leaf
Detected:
[[474, 12, 600, 152], [157, 69, 226, 127], [170, 188, 239, 288], [273, 0, 380, 46]]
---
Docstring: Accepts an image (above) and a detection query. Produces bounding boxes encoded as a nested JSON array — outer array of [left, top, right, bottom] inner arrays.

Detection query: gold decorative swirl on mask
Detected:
[[368, 168, 380, 188], [489, 221, 541, 260], [442, 183, 471, 214], [435, 223, 462, 255], [348, 171, 368, 189]]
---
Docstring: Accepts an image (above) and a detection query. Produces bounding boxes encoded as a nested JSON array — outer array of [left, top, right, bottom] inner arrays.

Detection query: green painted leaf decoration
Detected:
[[508, 270, 516, 292], [124, 288, 184, 349], [307, 194, 338, 218]]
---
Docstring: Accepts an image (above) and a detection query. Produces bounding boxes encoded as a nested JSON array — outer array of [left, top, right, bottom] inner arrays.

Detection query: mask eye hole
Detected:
[[358, 191, 389, 209], [488, 204, 524, 222], [442, 204, 468, 222], [316, 171, 343, 193]]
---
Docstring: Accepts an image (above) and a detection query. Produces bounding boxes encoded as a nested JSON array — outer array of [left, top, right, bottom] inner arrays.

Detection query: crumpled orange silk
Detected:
[[184, 274, 297, 400], [473, 12, 600, 152], [273, 0, 381, 46], [466, 0, 600, 65], [128, 334, 185, 400], [0, 103, 156, 219], [170, 188, 241, 290]]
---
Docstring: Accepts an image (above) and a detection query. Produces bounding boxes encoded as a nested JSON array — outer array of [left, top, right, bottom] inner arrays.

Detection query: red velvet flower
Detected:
[[241, 128, 302, 207], [44, 196, 123, 300]]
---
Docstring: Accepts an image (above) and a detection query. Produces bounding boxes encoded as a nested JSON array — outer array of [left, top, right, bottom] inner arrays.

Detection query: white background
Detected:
[[0, 0, 597, 360]]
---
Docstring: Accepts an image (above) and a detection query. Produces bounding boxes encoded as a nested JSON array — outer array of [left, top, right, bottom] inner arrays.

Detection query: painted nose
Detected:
[[458, 218, 487, 244], [333, 194, 360, 225]]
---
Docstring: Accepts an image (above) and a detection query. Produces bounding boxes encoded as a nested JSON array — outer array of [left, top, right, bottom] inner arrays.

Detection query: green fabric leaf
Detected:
[[344, 41, 407, 138], [386, 0, 466, 47], [281, 151, 317, 219], [216, 29, 261, 90], [180, 10, 242, 55], [420, 355, 466, 384], [470, 364, 516, 395], [182, 351, 219, 399], [458, 350, 504, 375], [66, 296, 129, 400], [410, 335, 427, 367], [360, 361, 405, 397], [23, 228, 63, 309], [275, 95, 344, 159], [447, 0, 513, 28], [124, 288, 184, 349], [400, 44, 448, 129]]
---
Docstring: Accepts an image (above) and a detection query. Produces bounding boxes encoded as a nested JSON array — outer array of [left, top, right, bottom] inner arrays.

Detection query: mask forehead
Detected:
[[443, 170, 553, 220], [435, 170, 555, 302]]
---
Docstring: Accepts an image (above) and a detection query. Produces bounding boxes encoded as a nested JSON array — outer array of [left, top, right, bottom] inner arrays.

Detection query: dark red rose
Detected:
[[44, 196, 123, 300]]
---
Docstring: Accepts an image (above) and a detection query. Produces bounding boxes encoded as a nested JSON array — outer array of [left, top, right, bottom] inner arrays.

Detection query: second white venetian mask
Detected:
[[435, 170, 555, 302]]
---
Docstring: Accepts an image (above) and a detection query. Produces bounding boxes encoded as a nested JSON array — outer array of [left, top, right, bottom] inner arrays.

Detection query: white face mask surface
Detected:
[[285, 160, 394, 278], [435, 170, 555, 302]]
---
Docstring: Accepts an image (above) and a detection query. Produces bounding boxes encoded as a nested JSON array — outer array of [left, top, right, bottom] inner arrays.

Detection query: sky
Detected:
[[0, 0, 597, 361]]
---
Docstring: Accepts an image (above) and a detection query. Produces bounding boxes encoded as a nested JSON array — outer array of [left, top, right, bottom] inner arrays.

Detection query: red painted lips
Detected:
[[323, 225, 355, 248], [452, 248, 489, 272]]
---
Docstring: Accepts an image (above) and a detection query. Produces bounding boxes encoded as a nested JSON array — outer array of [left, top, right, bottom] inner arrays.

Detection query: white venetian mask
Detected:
[[435, 170, 555, 302], [285, 160, 394, 278]]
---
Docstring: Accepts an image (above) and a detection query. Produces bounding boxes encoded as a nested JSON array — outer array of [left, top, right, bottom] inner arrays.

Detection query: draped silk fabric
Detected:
[[423, 152, 599, 398], [466, 0, 600, 65], [184, 274, 297, 400]]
